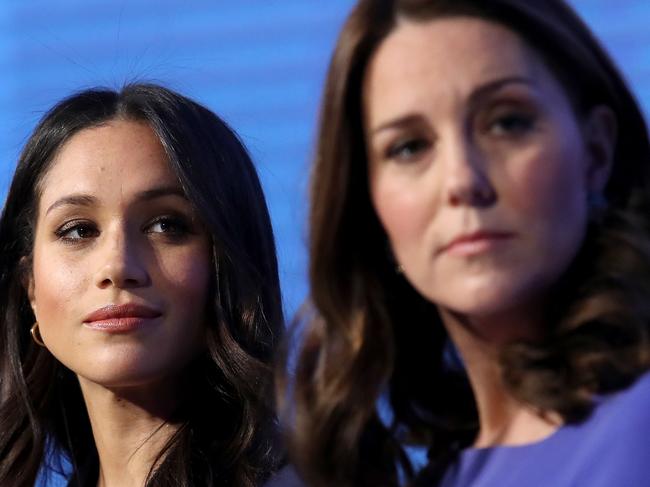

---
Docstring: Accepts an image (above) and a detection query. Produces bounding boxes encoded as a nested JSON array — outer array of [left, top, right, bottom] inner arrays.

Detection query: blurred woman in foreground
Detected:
[[284, 1, 650, 485]]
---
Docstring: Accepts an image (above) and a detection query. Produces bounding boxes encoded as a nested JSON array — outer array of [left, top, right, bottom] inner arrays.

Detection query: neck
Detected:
[[78, 376, 183, 487], [439, 305, 560, 448]]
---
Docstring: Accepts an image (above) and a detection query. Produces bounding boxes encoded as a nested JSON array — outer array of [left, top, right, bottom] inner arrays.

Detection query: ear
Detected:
[[583, 105, 617, 194], [19, 256, 37, 314]]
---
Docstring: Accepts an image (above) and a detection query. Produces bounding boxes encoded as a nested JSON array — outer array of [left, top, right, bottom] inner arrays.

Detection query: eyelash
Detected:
[[385, 137, 431, 162], [487, 111, 536, 137], [54, 220, 98, 242], [145, 216, 192, 238], [380, 107, 534, 162], [54, 216, 193, 244]]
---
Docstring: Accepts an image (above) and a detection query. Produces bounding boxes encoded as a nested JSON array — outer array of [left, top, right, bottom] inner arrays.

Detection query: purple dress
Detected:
[[439, 371, 650, 487]]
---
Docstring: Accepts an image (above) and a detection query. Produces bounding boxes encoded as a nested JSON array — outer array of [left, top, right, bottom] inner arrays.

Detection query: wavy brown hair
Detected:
[[282, 1, 650, 486], [0, 84, 284, 486]]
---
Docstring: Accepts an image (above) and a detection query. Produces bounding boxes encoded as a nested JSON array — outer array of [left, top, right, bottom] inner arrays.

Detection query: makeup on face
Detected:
[[365, 16, 594, 320], [29, 120, 212, 388]]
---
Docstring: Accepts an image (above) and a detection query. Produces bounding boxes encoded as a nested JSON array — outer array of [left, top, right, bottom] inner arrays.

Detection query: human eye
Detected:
[[144, 215, 193, 240], [54, 220, 99, 243], [482, 98, 538, 139], [385, 137, 431, 162], [490, 112, 535, 135]]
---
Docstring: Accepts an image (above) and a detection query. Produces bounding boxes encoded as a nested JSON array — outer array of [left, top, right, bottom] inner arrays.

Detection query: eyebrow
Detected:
[[467, 76, 534, 109], [369, 76, 534, 136], [45, 185, 188, 216]]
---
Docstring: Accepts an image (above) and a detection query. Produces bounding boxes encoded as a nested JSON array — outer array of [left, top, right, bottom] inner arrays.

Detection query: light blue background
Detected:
[[0, 1, 648, 485], [1, 0, 649, 317]]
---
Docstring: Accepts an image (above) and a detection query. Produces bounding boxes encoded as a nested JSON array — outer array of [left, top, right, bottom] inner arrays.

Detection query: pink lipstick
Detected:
[[440, 231, 514, 257], [83, 303, 162, 332]]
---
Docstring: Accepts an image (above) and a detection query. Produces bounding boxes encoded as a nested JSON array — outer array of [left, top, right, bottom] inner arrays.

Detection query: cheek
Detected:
[[371, 171, 433, 254], [508, 143, 587, 226], [31, 243, 88, 325], [155, 243, 212, 311], [506, 142, 589, 282]]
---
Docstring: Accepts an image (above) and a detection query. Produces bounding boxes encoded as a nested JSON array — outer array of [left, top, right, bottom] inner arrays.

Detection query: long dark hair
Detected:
[[282, 1, 650, 486], [0, 83, 285, 486]]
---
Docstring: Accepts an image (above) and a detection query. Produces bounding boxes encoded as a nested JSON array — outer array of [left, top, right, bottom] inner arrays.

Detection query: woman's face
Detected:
[[364, 17, 613, 321], [28, 119, 212, 389]]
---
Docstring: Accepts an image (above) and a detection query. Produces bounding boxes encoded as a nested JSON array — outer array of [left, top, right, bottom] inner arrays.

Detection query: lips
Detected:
[[438, 230, 514, 256], [83, 303, 162, 332]]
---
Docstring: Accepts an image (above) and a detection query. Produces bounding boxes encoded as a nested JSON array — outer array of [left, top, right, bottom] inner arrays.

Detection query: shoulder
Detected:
[[262, 465, 305, 487], [595, 370, 650, 434], [572, 370, 650, 485], [437, 375, 650, 487]]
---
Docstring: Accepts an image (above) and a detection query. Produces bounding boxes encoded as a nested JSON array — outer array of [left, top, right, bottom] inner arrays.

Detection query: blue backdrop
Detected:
[[0, 1, 649, 485], [1, 0, 649, 317]]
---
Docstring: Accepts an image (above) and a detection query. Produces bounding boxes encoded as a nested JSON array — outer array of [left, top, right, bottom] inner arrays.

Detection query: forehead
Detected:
[[39, 119, 179, 207], [363, 16, 552, 118]]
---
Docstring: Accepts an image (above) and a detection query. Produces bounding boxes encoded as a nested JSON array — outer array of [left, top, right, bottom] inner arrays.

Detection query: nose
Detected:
[[94, 225, 149, 289], [442, 134, 496, 208]]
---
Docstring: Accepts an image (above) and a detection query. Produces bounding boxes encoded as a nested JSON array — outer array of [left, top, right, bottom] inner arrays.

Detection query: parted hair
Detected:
[[282, 1, 650, 486], [0, 83, 284, 486]]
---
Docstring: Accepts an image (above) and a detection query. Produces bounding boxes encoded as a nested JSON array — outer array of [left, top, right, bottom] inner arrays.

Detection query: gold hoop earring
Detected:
[[30, 322, 46, 347]]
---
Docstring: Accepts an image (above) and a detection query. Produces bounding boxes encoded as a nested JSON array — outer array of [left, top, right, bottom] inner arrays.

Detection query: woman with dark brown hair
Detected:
[[0, 83, 294, 487], [283, 1, 650, 486]]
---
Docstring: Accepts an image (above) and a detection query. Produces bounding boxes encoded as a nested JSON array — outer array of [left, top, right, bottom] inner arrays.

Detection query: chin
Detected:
[[60, 350, 176, 389], [77, 364, 166, 389], [423, 272, 546, 319]]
